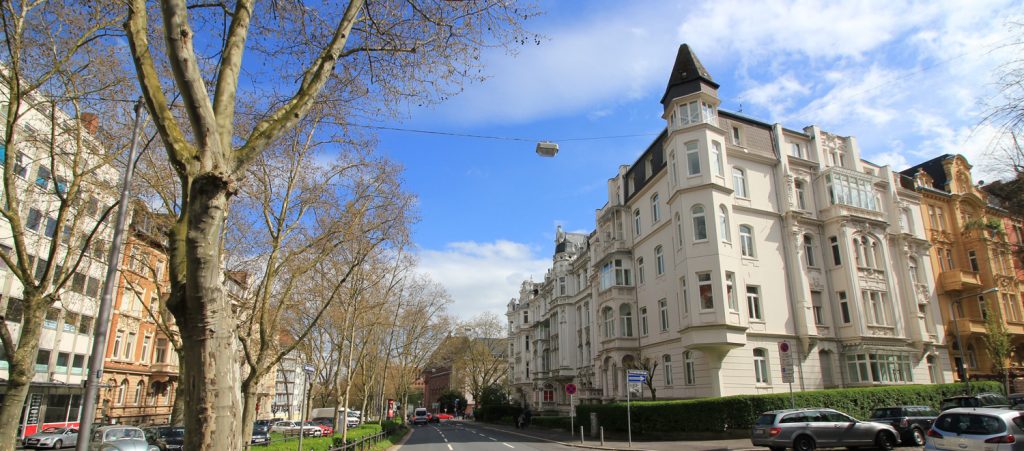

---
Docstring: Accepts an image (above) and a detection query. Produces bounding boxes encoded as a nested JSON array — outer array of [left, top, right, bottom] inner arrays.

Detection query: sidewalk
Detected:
[[463, 420, 758, 451]]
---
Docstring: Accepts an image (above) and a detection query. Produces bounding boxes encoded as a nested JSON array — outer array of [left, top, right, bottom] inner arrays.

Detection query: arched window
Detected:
[[803, 234, 815, 267], [684, 351, 696, 385], [719, 205, 730, 242], [663, 354, 674, 386], [602, 307, 615, 338], [753, 349, 770, 383], [739, 225, 755, 257], [636, 257, 645, 284], [134, 380, 144, 405], [651, 194, 661, 223], [117, 379, 128, 405], [655, 246, 665, 275], [692, 205, 707, 241], [733, 167, 748, 198], [619, 304, 633, 337]]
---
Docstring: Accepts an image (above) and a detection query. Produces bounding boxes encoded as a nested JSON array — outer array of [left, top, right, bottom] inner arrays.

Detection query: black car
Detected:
[[939, 392, 1010, 411], [869, 405, 938, 446], [251, 423, 271, 446], [143, 426, 184, 451]]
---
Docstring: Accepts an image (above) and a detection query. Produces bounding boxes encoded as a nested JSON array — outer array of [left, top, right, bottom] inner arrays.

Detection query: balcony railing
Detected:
[[938, 269, 982, 293]]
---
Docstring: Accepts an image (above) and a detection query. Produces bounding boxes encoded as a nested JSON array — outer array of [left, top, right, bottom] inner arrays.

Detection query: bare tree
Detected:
[[447, 313, 509, 410], [122, 1, 536, 446]]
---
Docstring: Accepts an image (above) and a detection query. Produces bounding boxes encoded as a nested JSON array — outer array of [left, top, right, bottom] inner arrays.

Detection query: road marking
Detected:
[[447, 445, 453, 450], [502, 443, 514, 448]]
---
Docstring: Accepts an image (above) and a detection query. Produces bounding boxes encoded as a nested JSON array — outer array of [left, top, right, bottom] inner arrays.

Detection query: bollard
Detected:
[[600, 426, 604, 446], [580, 426, 585, 444]]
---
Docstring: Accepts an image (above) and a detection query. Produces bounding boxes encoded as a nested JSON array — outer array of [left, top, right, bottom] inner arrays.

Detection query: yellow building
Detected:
[[902, 154, 1024, 381]]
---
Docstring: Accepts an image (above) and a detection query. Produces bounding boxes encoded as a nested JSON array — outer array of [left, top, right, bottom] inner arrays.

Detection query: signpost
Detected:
[[298, 364, 315, 451], [566, 383, 577, 437], [778, 341, 795, 409], [626, 370, 647, 447]]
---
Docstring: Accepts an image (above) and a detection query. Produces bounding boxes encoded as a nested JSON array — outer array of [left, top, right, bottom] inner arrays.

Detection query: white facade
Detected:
[[506, 44, 951, 412], [272, 349, 309, 421]]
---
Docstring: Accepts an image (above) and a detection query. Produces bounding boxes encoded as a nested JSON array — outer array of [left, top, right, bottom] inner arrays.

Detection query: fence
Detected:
[[328, 426, 399, 451]]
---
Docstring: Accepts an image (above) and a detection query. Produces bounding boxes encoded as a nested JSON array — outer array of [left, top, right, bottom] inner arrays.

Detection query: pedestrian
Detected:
[[516, 413, 524, 429], [523, 407, 532, 429]]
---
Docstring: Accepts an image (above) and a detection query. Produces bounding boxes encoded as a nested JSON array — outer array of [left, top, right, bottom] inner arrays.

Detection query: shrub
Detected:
[[331, 423, 385, 447], [530, 416, 573, 431], [578, 382, 1001, 435], [476, 404, 523, 422]]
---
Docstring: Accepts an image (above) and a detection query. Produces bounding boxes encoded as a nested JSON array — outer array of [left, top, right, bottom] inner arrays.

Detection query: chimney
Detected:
[[80, 112, 99, 135]]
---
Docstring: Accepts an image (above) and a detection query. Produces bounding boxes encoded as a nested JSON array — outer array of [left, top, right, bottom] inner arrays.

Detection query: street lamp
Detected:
[[535, 141, 558, 157], [949, 287, 1000, 394]]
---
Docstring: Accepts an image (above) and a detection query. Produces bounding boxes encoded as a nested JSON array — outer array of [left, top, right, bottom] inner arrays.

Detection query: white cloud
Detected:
[[417, 240, 550, 319]]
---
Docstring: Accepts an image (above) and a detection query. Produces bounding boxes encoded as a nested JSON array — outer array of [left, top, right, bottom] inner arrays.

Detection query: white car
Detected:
[[89, 426, 160, 451], [22, 427, 78, 449], [271, 421, 322, 437]]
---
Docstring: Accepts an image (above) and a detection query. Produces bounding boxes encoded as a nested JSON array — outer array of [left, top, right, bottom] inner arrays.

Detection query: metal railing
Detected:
[[328, 426, 400, 451]]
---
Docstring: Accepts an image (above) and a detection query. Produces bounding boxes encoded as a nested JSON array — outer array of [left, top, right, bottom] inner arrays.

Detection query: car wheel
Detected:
[[794, 435, 816, 451], [875, 431, 896, 451], [911, 427, 925, 446], [54, 440, 62, 449]]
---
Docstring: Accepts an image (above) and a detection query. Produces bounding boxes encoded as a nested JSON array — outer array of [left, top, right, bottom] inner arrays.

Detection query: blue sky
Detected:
[[368, 0, 1023, 320]]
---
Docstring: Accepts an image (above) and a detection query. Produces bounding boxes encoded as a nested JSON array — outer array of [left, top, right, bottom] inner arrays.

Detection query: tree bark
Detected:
[[0, 297, 43, 451], [239, 370, 262, 444], [169, 353, 186, 426]]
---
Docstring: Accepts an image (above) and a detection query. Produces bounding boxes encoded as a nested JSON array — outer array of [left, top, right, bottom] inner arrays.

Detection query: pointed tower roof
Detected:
[[660, 44, 719, 107]]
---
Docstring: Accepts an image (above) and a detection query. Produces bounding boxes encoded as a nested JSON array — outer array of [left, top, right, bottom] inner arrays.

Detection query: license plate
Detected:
[[754, 429, 764, 436]]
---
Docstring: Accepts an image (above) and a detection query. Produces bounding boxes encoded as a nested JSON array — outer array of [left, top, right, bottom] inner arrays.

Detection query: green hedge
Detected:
[[331, 423, 385, 447], [476, 404, 523, 422], [578, 382, 1002, 435], [530, 416, 574, 431]]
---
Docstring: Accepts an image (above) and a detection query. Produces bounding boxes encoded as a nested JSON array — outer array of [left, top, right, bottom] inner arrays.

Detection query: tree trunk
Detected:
[[171, 175, 242, 450], [340, 315, 357, 442], [0, 299, 44, 451], [170, 356, 186, 425], [239, 376, 260, 445]]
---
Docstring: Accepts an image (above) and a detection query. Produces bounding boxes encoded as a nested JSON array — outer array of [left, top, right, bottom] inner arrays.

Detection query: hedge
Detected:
[[529, 416, 574, 431], [331, 423, 385, 447], [475, 404, 523, 422], [578, 381, 1002, 435]]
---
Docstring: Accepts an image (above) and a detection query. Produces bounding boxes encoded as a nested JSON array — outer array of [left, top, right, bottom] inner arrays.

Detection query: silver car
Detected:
[[926, 408, 1024, 451], [22, 427, 78, 449], [751, 408, 900, 451], [89, 425, 160, 451]]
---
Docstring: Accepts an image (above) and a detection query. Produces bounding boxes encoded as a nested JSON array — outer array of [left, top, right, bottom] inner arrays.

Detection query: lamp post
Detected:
[[949, 287, 1000, 394], [297, 364, 315, 451]]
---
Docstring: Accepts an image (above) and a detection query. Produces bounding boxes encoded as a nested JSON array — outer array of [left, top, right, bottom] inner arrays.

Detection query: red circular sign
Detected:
[[779, 342, 790, 352], [565, 383, 577, 395]]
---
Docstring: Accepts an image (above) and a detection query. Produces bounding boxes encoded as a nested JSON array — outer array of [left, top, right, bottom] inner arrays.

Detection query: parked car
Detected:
[[346, 411, 361, 428], [251, 423, 271, 446], [311, 417, 334, 428], [270, 421, 300, 436], [869, 405, 939, 446], [1010, 393, 1024, 409], [142, 426, 184, 450], [305, 421, 333, 436], [926, 407, 1024, 451], [22, 427, 79, 449], [750, 408, 899, 451], [940, 393, 1010, 411], [89, 426, 160, 451], [413, 408, 429, 426]]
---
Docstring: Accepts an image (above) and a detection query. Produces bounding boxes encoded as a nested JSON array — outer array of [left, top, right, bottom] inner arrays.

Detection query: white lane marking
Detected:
[[502, 444, 514, 448], [447, 445, 453, 451]]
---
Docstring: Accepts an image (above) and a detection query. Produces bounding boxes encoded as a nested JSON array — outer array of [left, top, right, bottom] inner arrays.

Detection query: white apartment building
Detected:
[[507, 44, 951, 412], [0, 89, 121, 436]]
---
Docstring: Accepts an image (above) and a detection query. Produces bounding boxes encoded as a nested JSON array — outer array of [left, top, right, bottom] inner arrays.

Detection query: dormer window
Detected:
[[676, 100, 716, 127], [731, 126, 741, 145], [790, 142, 803, 159]]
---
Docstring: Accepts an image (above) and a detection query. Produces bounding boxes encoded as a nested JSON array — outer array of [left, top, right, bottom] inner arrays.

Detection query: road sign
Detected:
[[303, 364, 315, 374], [778, 341, 794, 383], [626, 370, 647, 384], [565, 383, 577, 395]]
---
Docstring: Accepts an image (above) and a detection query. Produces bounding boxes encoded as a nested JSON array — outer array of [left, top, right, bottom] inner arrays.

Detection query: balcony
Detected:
[[951, 316, 987, 336], [150, 362, 179, 377], [594, 238, 631, 259], [938, 269, 982, 293]]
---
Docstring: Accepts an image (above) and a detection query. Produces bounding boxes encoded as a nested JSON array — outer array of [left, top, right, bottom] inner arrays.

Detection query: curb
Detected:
[[464, 422, 658, 451], [388, 426, 414, 450]]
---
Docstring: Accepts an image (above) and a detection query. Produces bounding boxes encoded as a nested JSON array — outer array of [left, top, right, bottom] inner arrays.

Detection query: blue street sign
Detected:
[[626, 371, 647, 383]]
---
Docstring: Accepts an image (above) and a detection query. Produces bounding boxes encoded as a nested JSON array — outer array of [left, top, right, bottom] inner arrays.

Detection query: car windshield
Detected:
[[41, 428, 67, 434], [935, 413, 1007, 435], [871, 408, 901, 419], [106, 428, 144, 440]]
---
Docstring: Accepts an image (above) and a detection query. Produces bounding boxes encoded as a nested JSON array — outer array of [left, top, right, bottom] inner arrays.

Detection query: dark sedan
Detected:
[[143, 426, 184, 451], [869, 406, 938, 446]]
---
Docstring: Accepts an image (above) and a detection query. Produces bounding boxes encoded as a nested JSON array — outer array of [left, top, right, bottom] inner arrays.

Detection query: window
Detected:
[[936, 207, 946, 231], [26, 208, 43, 232], [675, 213, 683, 246], [747, 286, 762, 320], [558, 277, 566, 296], [733, 168, 748, 198], [945, 249, 954, 270], [125, 332, 136, 361], [908, 257, 920, 287], [790, 142, 803, 158], [599, 259, 632, 289], [966, 344, 978, 369], [753, 349, 770, 384], [44, 217, 57, 239], [636, 257, 645, 284], [863, 291, 890, 326], [659, 299, 669, 331], [655, 246, 665, 275], [602, 307, 614, 338], [968, 250, 979, 272], [35, 349, 50, 373], [684, 351, 696, 385], [812, 292, 824, 325], [43, 307, 59, 329], [651, 194, 661, 223], [141, 335, 152, 363], [12, 152, 27, 178], [680, 277, 689, 314], [825, 172, 878, 211], [663, 354, 674, 386], [78, 315, 93, 334], [731, 126, 741, 145], [839, 291, 851, 324], [670, 151, 678, 186], [795, 180, 807, 210], [619, 304, 633, 337], [725, 272, 738, 311], [803, 234, 816, 267], [4, 298, 23, 323], [134, 381, 144, 405], [711, 141, 723, 177], [55, 352, 69, 374], [112, 330, 123, 359], [633, 209, 641, 236], [719, 205, 730, 242], [525, 335, 530, 351], [71, 354, 85, 375], [117, 380, 128, 404], [63, 312, 79, 333], [739, 225, 755, 257], [845, 353, 913, 383], [155, 338, 168, 364], [686, 141, 700, 175], [698, 272, 714, 310], [928, 206, 939, 230], [692, 205, 707, 241], [640, 307, 648, 336], [523, 310, 528, 324], [979, 296, 989, 320], [830, 236, 841, 265], [35, 165, 51, 190], [676, 100, 716, 127]]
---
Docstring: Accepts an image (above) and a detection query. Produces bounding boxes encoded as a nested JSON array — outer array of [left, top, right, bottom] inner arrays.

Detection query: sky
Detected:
[[368, 0, 1024, 321]]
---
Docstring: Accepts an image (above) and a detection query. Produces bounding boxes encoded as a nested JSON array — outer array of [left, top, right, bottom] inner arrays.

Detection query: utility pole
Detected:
[[76, 98, 145, 451]]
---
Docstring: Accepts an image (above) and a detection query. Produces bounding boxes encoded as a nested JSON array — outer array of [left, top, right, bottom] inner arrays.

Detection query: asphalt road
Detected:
[[399, 421, 575, 451]]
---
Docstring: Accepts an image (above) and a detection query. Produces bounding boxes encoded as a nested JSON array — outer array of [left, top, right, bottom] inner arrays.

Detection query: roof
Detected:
[[660, 44, 718, 107], [900, 154, 955, 192]]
